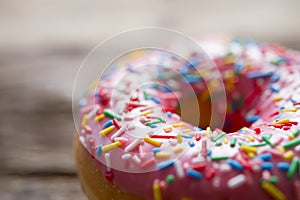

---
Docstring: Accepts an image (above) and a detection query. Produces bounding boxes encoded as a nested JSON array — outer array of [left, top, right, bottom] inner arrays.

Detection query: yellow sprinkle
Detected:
[[224, 137, 228, 144], [261, 181, 286, 200], [88, 80, 98, 91], [224, 56, 235, 65], [281, 108, 297, 113], [101, 141, 121, 152], [153, 182, 162, 200], [99, 125, 115, 136], [247, 135, 255, 142], [94, 114, 105, 122], [225, 70, 234, 91], [81, 115, 89, 127], [241, 145, 257, 154], [172, 123, 186, 128], [206, 127, 211, 138], [248, 152, 255, 158], [144, 137, 162, 147], [273, 96, 283, 102], [163, 127, 172, 132], [177, 133, 183, 143], [156, 152, 171, 159], [182, 129, 191, 133], [173, 147, 183, 153], [288, 135, 295, 140], [278, 146, 286, 153], [273, 118, 290, 125], [283, 150, 294, 160], [140, 109, 153, 116]]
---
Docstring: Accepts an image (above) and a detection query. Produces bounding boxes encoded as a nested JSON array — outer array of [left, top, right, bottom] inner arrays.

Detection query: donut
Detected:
[[75, 36, 300, 200]]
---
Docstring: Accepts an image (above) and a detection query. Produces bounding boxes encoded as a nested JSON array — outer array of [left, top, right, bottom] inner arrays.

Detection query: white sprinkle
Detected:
[[105, 153, 111, 172], [295, 145, 300, 152], [131, 155, 142, 165], [111, 126, 126, 140], [87, 104, 100, 119], [114, 137, 128, 143], [169, 139, 178, 146], [213, 177, 221, 188], [174, 160, 185, 179], [219, 163, 231, 172], [125, 138, 142, 152], [227, 174, 246, 189], [191, 157, 205, 163], [127, 123, 136, 130], [121, 153, 132, 160], [183, 162, 190, 169]]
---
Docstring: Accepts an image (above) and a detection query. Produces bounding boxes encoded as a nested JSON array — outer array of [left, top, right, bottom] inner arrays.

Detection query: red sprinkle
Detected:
[[104, 171, 114, 181], [205, 168, 216, 180], [195, 134, 201, 141], [150, 135, 176, 139], [191, 162, 206, 172], [254, 127, 261, 134], [112, 118, 121, 129]]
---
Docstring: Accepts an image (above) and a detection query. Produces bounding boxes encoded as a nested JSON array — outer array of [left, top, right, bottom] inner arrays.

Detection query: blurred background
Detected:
[[1, 0, 300, 199]]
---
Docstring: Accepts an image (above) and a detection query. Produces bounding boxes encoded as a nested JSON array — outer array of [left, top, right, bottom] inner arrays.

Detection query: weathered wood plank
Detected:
[[0, 176, 86, 200]]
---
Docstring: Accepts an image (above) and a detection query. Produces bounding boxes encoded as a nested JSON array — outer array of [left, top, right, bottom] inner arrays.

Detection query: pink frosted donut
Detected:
[[76, 36, 300, 200]]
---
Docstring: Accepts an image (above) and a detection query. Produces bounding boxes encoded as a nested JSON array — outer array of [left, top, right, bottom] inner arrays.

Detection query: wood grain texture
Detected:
[[0, 50, 87, 200]]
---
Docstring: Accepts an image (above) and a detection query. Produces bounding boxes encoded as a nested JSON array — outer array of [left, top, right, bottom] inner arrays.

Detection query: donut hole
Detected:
[[175, 73, 267, 133]]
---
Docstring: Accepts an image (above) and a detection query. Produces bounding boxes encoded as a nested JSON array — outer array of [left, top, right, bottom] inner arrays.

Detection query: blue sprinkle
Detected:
[[184, 75, 202, 83], [160, 86, 173, 93], [157, 160, 174, 170], [166, 112, 172, 118], [248, 71, 274, 79], [277, 162, 290, 171], [270, 84, 280, 93], [280, 106, 285, 110], [230, 100, 238, 112], [181, 134, 192, 139], [79, 99, 87, 107], [271, 73, 280, 82], [234, 59, 244, 73], [150, 124, 157, 128], [194, 127, 202, 131], [180, 67, 188, 75], [149, 97, 161, 104], [255, 153, 272, 161], [94, 88, 100, 96], [152, 148, 160, 154], [290, 98, 297, 103], [187, 57, 200, 68], [188, 141, 195, 147], [186, 169, 202, 180], [274, 113, 283, 120], [103, 120, 113, 129], [261, 162, 273, 170], [96, 145, 102, 155], [207, 150, 212, 157], [227, 159, 243, 171], [246, 115, 260, 123]]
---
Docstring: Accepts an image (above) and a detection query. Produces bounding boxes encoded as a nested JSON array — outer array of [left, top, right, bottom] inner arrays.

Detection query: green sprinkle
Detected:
[[293, 130, 300, 137], [166, 174, 175, 184], [103, 109, 122, 121], [262, 136, 274, 148], [213, 132, 226, 142], [283, 138, 300, 149], [287, 157, 299, 179], [143, 91, 148, 100], [230, 138, 237, 147], [211, 156, 230, 161], [215, 141, 222, 146], [249, 143, 267, 147], [158, 117, 166, 123], [269, 176, 278, 184], [145, 120, 161, 126]]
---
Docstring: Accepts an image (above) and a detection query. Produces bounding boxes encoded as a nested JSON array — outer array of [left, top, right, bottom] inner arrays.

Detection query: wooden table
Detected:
[[0, 49, 88, 199]]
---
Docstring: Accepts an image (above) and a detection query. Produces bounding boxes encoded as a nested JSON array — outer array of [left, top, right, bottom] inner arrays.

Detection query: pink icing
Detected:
[[78, 36, 300, 200]]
